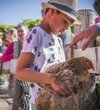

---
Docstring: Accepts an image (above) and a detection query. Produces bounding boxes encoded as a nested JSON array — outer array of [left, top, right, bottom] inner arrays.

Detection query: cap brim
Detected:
[[41, 2, 81, 25]]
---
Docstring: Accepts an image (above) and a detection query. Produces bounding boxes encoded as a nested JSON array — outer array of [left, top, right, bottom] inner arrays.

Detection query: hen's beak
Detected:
[[91, 63, 95, 70]]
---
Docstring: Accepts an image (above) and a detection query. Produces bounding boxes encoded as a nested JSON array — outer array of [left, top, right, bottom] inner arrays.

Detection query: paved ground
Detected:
[[0, 74, 13, 110], [0, 95, 12, 110]]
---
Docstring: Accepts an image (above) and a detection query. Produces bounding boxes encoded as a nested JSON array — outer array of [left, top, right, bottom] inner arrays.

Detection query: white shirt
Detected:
[[21, 26, 66, 104]]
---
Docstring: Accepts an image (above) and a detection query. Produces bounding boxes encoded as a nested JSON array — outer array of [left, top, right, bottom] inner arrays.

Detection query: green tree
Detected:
[[22, 19, 41, 29], [70, 24, 74, 35], [0, 25, 16, 37]]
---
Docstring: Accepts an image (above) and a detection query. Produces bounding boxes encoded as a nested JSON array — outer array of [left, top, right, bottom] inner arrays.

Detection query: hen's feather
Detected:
[[36, 57, 95, 110]]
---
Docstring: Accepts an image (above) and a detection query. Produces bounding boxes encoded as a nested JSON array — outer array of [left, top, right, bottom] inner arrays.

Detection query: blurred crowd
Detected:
[[0, 24, 29, 109]]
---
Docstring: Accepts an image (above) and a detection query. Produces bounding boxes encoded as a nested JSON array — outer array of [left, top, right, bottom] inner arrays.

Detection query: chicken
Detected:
[[36, 57, 95, 110]]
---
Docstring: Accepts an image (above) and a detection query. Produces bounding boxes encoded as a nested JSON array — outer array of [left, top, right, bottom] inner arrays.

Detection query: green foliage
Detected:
[[0, 25, 16, 37], [22, 19, 42, 29], [0, 19, 74, 40], [0, 32, 3, 37], [34, 19, 42, 26], [0, 19, 42, 37], [70, 24, 74, 35], [96, 79, 100, 84], [0, 25, 16, 32]]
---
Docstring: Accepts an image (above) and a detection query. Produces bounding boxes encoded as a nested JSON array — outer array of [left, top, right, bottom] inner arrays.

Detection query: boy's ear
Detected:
[[48, 9, 53, 16], [48, 9, 55, 16]]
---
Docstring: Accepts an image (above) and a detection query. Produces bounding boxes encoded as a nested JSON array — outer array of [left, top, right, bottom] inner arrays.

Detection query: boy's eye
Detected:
[[63, 18, 72, 26], [63, 19, 67, 24]]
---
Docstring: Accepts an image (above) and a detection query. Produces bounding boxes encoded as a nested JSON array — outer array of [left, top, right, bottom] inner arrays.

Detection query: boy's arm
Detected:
[[16, 52, 55, 85], [16, 52, 70, 96]]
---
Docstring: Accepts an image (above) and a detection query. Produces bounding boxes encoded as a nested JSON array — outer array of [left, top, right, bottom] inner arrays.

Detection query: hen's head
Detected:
[[68, 57, 94, 71], [78, 57, 94, 70]]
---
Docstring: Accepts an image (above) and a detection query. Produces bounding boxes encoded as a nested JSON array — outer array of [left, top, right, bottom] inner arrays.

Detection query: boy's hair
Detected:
[[44, 8, 74, 23], [41, 9, 45, 14], [45, 8, 60, 14]]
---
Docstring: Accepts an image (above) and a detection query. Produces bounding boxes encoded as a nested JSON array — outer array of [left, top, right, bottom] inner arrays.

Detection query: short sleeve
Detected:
[[21, 28, 42, 55], [58, 37, 64, 48]]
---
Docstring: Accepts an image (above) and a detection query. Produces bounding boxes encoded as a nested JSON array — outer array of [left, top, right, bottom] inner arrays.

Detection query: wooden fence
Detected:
[[65, 47, 100, 74]]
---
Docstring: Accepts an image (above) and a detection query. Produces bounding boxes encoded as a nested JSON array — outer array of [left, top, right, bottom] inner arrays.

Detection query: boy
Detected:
[[16, 0, 79, 109]]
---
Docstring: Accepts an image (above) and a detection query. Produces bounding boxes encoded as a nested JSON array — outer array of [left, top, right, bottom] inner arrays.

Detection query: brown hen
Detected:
[[36, 57, 95, 110]]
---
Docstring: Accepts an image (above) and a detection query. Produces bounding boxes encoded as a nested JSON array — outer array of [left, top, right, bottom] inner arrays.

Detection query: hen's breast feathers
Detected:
[[36, 57, 94, 110]]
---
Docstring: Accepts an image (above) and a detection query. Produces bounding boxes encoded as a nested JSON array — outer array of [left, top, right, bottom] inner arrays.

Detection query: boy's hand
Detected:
[[50, 77, 70, 96]]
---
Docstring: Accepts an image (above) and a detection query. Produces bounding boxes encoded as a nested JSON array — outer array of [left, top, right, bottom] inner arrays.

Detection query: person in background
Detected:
[[1, 28, 18, 96], [5, 29, 18, 43], [0, 38, 7, 55], [59, 27, 73, 60], [59, 27, 73, 48], [0, 38, 7, 72], [12, 24, 30, 110], [1, 29, 18, 72], [15, 0, 79, 110], [69, 0, 100, 50]]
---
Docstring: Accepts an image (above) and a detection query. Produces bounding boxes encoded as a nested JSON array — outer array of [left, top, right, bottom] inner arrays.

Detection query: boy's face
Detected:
[[48, 9, 73, 35]]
